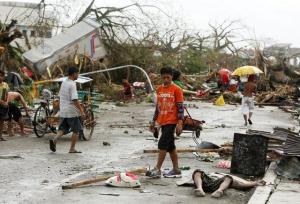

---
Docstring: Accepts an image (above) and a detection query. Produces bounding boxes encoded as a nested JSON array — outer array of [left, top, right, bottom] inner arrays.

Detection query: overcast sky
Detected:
[[9, 0, 300, 47]]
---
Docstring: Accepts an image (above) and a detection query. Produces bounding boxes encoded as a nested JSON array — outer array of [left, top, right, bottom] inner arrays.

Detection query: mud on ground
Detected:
[[0, 102, 296, 204]]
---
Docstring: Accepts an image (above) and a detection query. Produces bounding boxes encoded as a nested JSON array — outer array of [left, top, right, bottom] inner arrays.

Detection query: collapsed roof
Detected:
[[22, 18, 107, 75]]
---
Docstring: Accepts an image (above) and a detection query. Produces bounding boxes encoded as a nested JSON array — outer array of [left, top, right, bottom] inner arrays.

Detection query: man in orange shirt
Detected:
[[147, 66, 184, 178]]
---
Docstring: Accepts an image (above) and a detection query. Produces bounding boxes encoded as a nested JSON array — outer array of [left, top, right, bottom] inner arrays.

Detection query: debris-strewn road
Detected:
[[0, 102, 296, 204]]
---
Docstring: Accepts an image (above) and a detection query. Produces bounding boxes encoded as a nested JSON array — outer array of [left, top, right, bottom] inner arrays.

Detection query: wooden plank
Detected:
[[143, 148, 226, 154], [62, 168, 147, 190]]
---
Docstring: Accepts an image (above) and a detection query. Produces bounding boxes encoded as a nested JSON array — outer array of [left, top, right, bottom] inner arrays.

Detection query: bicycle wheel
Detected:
[[82, 108, 95, 141], [33, 105, 49, 137]]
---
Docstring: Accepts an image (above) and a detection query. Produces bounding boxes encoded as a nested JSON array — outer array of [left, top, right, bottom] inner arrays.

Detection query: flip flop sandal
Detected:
[[49, 140, 56, 152], [0, 137, 6, 141], [69, 150, 82, 153]]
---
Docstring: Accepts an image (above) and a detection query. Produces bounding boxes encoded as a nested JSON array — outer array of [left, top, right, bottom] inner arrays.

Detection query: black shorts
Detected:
[[8, 103, 22, 122], [158, 124, 176, 152], [192, 169, 233, 192], [0, 105, 9, 120], [58, 117, 83, 134]]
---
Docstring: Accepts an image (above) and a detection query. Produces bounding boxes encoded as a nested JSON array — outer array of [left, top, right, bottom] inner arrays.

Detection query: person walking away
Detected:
[[49, 67, 85, 153], [147, 66, 184, 178], [7, 91, 30, 136], [241, 75, 257, 126], [0, 70, 9, 141]]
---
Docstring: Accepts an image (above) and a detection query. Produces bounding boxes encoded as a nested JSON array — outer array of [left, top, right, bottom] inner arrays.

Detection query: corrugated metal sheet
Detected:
[[22, 18, 107, 74], [23, 19, 99, 62]]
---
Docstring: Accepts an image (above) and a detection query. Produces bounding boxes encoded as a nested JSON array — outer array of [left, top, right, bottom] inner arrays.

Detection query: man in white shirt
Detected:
[[49, 67, 85, 153]]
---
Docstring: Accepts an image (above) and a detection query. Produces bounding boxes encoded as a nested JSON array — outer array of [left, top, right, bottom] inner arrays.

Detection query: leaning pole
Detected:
[[80, 65, 154, 92]]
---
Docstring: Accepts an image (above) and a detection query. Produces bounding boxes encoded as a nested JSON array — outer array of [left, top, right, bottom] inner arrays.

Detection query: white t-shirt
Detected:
[[59, 78, 80, 118]]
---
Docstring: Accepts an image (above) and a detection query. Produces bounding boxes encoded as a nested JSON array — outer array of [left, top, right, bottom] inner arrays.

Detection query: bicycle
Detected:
[[33, 89, 95, 140]]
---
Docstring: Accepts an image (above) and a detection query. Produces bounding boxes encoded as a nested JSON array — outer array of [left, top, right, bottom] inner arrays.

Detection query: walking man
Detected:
[[49, 67, 85, 153], [241, 75, 257, 126], [147, 66, 184, 178]]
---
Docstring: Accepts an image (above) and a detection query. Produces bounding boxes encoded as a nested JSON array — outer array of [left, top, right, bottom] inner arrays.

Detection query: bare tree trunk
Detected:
[[77, 0, 95, 22], [23, 32, 32, 50]]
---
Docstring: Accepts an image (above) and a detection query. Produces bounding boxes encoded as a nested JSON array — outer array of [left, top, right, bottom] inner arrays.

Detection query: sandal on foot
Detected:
[[49, 139, 56, 152], [69, 150, 82, 153], [248, 119, 253, 125], [0, 137, 6, 141], [145, 168, 161, 178]]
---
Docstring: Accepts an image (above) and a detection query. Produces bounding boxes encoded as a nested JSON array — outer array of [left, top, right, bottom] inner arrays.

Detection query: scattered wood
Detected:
[[143, 147, 232, 154], [99, 193, 120, 196], [62, 167, 147, 190], [0, 155, 23, 159], [256, 103, 279, 106], [255, 85, 296, 105]]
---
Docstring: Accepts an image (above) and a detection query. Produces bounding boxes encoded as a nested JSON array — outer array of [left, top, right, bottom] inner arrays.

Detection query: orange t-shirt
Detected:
[[156, 83, 184, 125]]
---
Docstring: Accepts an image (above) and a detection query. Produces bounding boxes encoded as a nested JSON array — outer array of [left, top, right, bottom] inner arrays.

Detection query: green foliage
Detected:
[[180, 48, 208, 73]]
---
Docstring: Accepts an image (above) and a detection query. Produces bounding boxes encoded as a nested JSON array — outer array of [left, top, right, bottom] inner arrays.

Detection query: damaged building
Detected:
[[0, 1, 57, 48]]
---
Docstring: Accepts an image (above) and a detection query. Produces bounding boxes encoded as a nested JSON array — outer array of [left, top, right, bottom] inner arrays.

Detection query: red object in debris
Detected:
[[196, 90, 207, 97], [20, 66, 33, 78], [216, 160, 231, 169], [218, 68, 231, 85], [125, 172, 139, 180], [228, 84, 238, 92]]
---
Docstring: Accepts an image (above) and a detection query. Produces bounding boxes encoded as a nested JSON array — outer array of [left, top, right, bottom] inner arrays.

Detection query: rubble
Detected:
[[275, 156, 300, 180], [255, 85, 296, 105]]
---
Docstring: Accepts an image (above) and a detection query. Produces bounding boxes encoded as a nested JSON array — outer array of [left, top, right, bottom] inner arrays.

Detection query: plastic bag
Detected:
[[105, 172, 141, 188], [215, 95, 225, 106]]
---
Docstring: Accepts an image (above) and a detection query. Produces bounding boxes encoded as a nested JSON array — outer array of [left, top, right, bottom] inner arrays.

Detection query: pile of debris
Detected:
[[255, 85, 296, 105], [247, 127, 300, 180], [247, 127, 299, 156]]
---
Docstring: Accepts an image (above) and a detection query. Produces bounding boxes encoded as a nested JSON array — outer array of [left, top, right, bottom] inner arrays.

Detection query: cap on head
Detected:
[[67, 67, 79, 76], [160, 66, 173, 76]]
